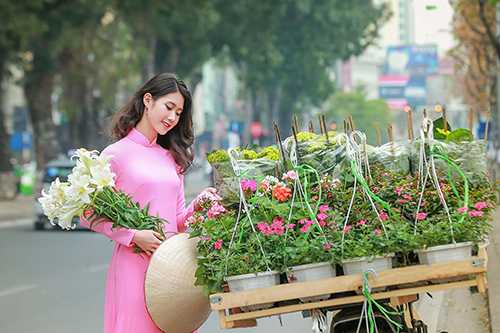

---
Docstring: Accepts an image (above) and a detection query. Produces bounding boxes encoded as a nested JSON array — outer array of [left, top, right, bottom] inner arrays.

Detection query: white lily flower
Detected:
[[66, 174, 95, 204], [58, 204, 84, 230], [90, 164, 116, 191], [48, 178, 69, 202], [38, 190, 62, 225]]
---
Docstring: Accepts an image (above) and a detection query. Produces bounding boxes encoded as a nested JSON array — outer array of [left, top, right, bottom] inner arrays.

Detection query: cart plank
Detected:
[[210, 253, 487, 311]]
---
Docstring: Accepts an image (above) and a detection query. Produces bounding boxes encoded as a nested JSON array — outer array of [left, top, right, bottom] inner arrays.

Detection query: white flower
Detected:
[[90, 164, 116, 190], [38, 191, 61, 225], [48, 178, 69, 203], [58, 204, 84, 230], [265, 175, 279, 184], [66, 174, 95, 204]]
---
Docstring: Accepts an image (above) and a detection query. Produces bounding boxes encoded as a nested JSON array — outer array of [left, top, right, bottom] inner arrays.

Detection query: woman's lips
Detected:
[[162, 121, 170, 129]]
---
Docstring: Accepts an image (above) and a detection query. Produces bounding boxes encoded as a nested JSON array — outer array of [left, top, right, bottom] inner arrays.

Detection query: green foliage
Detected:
[[322, 86, 394, 146]]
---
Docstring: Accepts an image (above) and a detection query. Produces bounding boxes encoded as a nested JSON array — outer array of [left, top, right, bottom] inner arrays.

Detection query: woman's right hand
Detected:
[[132, 230, 163, 256]]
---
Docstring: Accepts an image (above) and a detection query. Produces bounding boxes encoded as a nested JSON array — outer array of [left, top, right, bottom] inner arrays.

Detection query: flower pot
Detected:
[[225, 270, 280, 312], [341, 253, 395, 275], [414, 242, 473, 265], [342, 254, 395, 295], [286, 262, 336, 302]]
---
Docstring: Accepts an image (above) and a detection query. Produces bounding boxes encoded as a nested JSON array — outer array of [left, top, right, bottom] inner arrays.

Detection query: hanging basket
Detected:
[[414, 242, 473, 265], [341, 253, 395, 276], [286, 261, 336, 302], [225, 270, 280, 312]]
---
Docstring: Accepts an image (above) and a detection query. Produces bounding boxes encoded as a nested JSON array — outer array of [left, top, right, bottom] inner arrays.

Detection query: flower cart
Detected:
[[209, 245, 488, 331], [195, 115, 496, 332]]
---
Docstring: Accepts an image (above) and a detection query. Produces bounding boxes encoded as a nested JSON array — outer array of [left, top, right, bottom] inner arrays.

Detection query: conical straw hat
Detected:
[[145, 233, 211, 333]]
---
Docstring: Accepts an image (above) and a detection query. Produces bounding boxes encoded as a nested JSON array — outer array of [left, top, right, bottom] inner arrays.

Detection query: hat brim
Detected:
[[145, 233, 211, 333]]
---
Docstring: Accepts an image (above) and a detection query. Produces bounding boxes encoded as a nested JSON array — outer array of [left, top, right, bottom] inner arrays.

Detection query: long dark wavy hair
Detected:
[[107, 73, 194, 174]]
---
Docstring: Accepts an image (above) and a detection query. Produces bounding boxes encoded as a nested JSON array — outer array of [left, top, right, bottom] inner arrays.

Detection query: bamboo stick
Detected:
[[294, 116, 299, 133], [409, 109, 414, 140], [443, 108, 448, 132], [375, 120, 381, 147], [291, 125, 303, 164], [322, 114, 330, 146], [485, 107, 491, 160], [349, 115, 357, 143], [470, 107, 474, 133], [309, 121, 315, 133], [407, 114, 412, 140], [388, 123, 395, 160], [319, 115, 324, 134], [274, 122, 287, 171], [343, 120, 347, 134], [423, 108, 427, 118]]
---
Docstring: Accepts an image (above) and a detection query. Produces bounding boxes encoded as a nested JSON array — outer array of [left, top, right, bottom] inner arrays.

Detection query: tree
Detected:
[[449, 0, 497, 113], [212, 0, 391, 145], [323, 85, 393, 146], [0, 0, 44, 198]]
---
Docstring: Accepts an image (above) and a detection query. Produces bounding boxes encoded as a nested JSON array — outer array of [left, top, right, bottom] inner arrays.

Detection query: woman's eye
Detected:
[[176, 112, 182, 117], [166, 105, 172, 110]]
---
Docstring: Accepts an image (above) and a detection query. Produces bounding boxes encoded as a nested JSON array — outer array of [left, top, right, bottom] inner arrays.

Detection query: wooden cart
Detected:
[[209, 247, 488, 330]]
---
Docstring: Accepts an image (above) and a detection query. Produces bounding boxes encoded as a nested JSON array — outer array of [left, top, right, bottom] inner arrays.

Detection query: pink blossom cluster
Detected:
[[282, 170, 298, 180], [208, 203, 227, 219], [184, 214, 205, 228], [257, 217, 285, 235], [214, 239, 223, 249], [241, 180, 257, 192], [323, 242, 334, 250]]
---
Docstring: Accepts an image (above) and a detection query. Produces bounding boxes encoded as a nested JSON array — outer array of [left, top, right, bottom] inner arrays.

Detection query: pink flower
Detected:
[[468, 210, 484, 217], [356, 220, 366, 227], [341, 225, 352, 233], [373, 187, 379, 192], [208, 203, 227, 219], [282, 170, 298, 180], [241, 180, 257, 191], [402, 194, 412, 200], [214, 239, 223, 249], [375, 229, 382, 234], [396, 199, 406, 204], [285, 223, 296, 230], [394, 187, 403, 195], [457, 206, 468, 213], [323, 242, 334, 250], [416, 213, 427, 220], [378, 212, 389, 221], [300, 225, 310, 233], [203, 237, 211, 241], [298, 218, 309, 224], [420, 201, 428, 207], [319, 205, 329, 212], [317, 213, 328, 221], [475, 202, 488, 210]]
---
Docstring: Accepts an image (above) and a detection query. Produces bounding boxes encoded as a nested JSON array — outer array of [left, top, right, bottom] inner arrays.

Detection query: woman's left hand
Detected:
[[194, 187, 222, 211]]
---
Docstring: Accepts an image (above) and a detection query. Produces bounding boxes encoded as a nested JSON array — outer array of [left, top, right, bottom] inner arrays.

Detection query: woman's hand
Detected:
[[194, 187, 222, 211], [132, 230, 163, 257]]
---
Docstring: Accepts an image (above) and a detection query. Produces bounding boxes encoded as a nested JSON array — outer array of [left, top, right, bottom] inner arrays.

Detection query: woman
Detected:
[[81, 73, 216, 332]]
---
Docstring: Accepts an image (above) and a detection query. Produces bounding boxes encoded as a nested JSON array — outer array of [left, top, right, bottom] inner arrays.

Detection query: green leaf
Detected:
[[446, 129, 474, 143], [433, 117, 452, 140], [426, 5, 437, 10]]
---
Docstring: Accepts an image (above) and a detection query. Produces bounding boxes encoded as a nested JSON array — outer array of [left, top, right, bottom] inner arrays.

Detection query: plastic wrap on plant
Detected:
[[431, 140, 487, 184], [211, 158, 278, 206], [366, 140, 412, 175], [287, 132, 348, 177]]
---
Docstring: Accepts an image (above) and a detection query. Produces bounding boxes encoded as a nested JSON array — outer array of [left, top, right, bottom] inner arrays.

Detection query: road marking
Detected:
[[84, 264, 109, 273], [0, 284, 37, 298]]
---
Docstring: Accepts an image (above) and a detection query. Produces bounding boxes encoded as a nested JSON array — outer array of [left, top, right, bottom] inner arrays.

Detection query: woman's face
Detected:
[[143, 91, 184, 137]]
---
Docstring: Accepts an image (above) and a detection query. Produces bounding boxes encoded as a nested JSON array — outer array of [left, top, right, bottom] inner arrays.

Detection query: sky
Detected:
[[413, 0, 456, 55]]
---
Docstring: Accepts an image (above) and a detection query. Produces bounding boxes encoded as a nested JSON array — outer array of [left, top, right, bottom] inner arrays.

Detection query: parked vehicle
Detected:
[[34, 155, 81, 230]]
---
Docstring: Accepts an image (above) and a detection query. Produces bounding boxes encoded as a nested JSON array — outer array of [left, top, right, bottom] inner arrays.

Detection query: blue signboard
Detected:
[[9, 132, 32, 152], [386, 45, 438, 77]]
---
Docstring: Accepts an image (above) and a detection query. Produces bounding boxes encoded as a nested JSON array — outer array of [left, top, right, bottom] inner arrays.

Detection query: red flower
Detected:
[[273, 185, 292, 202]]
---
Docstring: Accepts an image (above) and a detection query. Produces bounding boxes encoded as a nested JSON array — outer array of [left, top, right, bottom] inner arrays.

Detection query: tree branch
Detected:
[[478, 0, 500, 59]]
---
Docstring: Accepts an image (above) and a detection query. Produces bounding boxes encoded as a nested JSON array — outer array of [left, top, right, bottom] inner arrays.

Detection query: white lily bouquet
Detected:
[[38, 149, 168, 252]]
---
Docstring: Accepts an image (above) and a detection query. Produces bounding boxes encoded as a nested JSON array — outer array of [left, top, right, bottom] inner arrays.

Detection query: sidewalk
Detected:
[[0, 194, 34, 224]]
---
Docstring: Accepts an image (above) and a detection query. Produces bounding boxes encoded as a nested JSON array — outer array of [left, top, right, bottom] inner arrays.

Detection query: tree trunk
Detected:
[[189, 70, 203, 97], [267, 85, 283, 146], [25, 54, 60, 169], [241, 88, 255, 147], [0, 46, 17, 199], [141, 34, 157, 83]]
